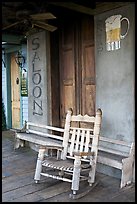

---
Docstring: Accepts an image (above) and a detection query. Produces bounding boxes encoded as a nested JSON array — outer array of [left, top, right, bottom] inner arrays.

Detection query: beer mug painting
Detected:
[[105, 15, 130, 51]]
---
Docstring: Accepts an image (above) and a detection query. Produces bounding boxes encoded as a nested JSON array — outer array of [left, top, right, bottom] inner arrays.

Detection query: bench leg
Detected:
[[71, 155, 81, 194], [121, 157, 134, 188], [14, 138, 25, 149], [34, 146, 46, 183]]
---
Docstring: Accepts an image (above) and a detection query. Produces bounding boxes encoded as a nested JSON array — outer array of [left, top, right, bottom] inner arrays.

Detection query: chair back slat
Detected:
[[61, 108, 102, 160], [75, 129, 81, 152], [85, 130, 90, 152], [69, 129, 76, 156], [80, 130, 85, 152]]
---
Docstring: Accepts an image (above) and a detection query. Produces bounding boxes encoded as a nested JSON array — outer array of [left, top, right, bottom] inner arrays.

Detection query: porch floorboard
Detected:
[[2, 130, 135, 202]]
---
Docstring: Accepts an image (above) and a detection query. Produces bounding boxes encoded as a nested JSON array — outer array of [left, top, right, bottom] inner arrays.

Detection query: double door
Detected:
[[59, 15, 95, 126]]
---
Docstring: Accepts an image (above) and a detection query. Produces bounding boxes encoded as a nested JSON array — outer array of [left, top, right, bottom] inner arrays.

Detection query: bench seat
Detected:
[[98, 150, 126, 170], [15, 132, 62, 149]]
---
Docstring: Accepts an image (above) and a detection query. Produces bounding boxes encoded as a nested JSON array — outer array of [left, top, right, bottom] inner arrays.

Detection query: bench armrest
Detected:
[[45, 125, 64, 133], [16, 121, 27, 133], [16, 129, 26, 133]]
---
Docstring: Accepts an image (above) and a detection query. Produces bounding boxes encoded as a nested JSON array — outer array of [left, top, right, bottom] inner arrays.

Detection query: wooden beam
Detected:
[[94, 2, 132, 15], [2, 34, 24, 44], [49, 2, 95, 15], [49, 2, 131, 15]]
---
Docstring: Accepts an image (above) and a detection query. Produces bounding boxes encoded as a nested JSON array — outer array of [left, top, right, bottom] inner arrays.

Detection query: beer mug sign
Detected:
[[105, 15, 130, 51]]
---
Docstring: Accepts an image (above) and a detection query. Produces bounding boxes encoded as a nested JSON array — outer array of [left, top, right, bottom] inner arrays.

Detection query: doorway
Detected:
[[11, 53, 21, 129], [59, 14, 95, 127]]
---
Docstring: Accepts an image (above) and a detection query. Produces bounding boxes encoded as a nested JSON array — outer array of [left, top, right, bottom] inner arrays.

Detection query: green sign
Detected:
[[21, 69, 28, 97]]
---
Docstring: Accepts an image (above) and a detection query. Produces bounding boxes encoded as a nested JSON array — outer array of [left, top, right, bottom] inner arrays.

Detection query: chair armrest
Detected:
[[73, 151, 95, 157], [73, 152, 94, 170]]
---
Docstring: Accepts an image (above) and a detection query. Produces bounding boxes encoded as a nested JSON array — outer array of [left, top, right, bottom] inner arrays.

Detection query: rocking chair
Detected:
[[34, 108, 102, 198]]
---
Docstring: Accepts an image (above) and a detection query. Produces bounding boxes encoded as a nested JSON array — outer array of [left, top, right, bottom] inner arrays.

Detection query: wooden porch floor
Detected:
[[2, 130, 135, 202]]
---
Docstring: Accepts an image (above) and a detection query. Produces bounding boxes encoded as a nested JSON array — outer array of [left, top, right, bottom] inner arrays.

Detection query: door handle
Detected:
[[16, 77, 19, 84]]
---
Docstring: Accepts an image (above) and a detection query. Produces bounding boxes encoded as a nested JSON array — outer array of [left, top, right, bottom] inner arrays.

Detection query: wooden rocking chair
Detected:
[[34, 108, 102, 198]]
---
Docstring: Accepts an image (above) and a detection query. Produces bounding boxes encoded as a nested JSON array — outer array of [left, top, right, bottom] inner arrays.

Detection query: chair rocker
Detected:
[[34, 108, 102, 198]]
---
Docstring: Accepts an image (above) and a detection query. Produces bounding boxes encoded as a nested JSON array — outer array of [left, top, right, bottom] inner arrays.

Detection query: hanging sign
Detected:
[[27, 31, 49, 128], [21, 68, 28, 96]]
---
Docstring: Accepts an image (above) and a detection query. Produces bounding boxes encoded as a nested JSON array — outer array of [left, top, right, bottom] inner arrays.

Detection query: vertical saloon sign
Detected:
[[27, 31, 49, 128]]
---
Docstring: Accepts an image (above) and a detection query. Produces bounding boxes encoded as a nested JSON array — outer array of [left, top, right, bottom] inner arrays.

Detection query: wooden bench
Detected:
[[15, 108, 102, 198], [97, 136, 135, 188], [14, 122, 64, 150], [14, 110, 134, 191]]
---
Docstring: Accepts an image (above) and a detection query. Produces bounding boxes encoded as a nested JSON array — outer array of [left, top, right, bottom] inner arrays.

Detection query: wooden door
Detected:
[[11, 53, 20, 129], [59, 19, 76, 127], [59, 15, 95, 127], [81, 17, 95, 116]]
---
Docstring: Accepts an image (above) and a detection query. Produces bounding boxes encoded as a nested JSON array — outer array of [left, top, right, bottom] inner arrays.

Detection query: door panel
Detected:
[[11, 53, 20, 129], [81, 16, 95, 116], [59, 15, 95, 127], [59, 20, 76, 127], [81, 44, 95, 116]]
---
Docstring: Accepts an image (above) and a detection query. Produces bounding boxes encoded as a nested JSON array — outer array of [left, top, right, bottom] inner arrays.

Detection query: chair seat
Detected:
[[42, 157, 91, 172], [42, 157, 74, 171]]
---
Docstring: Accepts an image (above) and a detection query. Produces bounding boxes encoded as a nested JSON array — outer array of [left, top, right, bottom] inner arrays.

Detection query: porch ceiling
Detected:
[[2, 1, 130, 49], [2, 1, 130, 34]]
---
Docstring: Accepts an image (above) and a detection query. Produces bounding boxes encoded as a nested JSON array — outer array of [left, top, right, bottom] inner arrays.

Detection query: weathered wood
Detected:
[[33, 108, 102, 198], [59, 15, 95, 127], [27, 122, 64, 132], [26, 130, 63, 140], [69, 181, 99, 199], [2, 130, 135, 202], [71, 115, 95, 122], [14, 102, 134, 193], [2, 179, 55, 202], [98, 155, 122, 169], [15, 133, 62, 147], [100, 136, 132, 147], [98, 146, 129, 157], [2, 173, 34, 193], [97, 137, 135, 188], [37, 182, 71, 200]]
